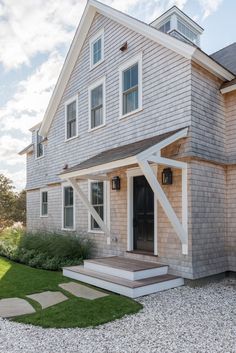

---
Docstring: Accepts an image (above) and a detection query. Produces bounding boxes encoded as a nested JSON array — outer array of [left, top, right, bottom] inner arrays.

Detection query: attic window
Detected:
[[158, 20, 170, 33], [36, 130, 44, 159], [90, 29, 104, 69], [177, 20, 197, 44]]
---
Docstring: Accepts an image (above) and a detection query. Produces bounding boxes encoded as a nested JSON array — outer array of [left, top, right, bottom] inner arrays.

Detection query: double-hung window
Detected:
[[40, 190, 48, 217], [36, 130, 44, 158], [119, 53, 142, 118], [90, 29, 104, 69], [65, 97, 78, 140], [89, 77, 105, 130], [89, 181, 105, 231], [63, 186, 74, 230]]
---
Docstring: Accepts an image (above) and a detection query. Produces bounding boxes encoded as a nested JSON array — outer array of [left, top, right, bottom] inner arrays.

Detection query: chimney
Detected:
[[150, 6, 204, 47]]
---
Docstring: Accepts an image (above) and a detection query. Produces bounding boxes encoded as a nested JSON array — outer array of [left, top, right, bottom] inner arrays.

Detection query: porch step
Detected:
[[63, 265, 184, 298], [84, 256, 168, 280]]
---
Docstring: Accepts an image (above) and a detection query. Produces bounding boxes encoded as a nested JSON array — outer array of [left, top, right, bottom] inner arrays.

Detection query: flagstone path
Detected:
[[0, 282, 109, 318]]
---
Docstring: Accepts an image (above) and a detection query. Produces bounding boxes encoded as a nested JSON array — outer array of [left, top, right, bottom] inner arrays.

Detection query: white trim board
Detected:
[[38, 0, 234, 137]]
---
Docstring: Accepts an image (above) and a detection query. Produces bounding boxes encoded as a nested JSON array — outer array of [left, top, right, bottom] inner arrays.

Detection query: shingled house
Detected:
[[20, 1, 236, 297]]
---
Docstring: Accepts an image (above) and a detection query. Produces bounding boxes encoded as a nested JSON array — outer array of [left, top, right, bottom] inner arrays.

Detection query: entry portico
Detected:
[[60, 128, 188, 256]]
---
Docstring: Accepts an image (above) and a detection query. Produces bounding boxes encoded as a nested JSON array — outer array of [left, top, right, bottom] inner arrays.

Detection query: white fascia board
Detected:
[[220, 84, 236, 94], [39, 3, 96, 137], [192, 50, 235, 81]]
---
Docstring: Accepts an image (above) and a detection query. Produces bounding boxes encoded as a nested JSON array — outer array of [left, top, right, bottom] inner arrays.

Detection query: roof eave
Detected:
[[220, 84, 236, 94]]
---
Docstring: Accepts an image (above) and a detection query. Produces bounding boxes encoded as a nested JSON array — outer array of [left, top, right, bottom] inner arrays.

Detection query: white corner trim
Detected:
[[119, 52, 142, 119], [65, 95, 79, 141], [89, 28, 104, 70], [88, 76, 106, 131], [220, 83, 236, 94]]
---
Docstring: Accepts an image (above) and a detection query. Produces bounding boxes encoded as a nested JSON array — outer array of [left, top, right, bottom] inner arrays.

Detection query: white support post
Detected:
[[137, 158, 188, 254], [182, 167, 188, 254], [68, 178, 111, 242]]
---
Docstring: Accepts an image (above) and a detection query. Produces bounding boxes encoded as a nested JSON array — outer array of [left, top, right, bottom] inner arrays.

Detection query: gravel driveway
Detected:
[[0, 278, 235, 353]]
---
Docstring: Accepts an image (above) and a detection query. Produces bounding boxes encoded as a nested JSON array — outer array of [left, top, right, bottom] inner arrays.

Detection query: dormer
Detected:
[[150, 6, 204, 47]]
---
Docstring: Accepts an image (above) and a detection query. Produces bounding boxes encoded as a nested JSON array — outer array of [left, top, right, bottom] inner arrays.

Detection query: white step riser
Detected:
[[63, 269, 184, 298], [84, 262, 168, 280]]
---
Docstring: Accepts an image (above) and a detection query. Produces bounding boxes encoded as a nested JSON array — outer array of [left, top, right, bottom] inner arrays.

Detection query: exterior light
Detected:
[[112, 176, 121, 190], [162, 168, 172, 185]]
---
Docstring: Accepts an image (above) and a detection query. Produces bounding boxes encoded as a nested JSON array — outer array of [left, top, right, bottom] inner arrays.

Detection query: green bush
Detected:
[[0, 228, 93, 270]]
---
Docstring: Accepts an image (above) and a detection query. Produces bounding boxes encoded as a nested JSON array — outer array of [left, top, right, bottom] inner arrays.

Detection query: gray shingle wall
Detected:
[[26, 13, 192, 190]]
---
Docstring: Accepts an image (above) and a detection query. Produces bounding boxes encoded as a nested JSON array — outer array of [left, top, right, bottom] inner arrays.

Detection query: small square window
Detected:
[[90, 29, 104, 69]]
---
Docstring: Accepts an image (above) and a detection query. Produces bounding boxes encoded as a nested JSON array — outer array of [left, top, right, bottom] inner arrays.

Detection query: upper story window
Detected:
[[40, 190, 48, 217], [65, 96, 78, 141], [90, 29, 104, 69], [36, 130, 44, 159], [88, 77, 106, 131], [158, 20, 170, 33], [63, 186, 74, 230], [119, 53, 142, 119], [177, 20, 198, 44]]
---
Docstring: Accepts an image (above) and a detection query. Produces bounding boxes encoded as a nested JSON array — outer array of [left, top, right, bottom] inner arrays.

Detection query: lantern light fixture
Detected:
[[162, 168, 173, 185], [112, 176, 121, 190]]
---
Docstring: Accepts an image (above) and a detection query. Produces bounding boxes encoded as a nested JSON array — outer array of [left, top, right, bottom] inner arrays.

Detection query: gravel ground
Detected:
[[0, 278, 235, 353]]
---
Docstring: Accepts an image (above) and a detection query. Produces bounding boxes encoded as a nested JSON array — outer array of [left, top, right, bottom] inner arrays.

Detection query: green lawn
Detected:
[[0, 256, 142, 328]]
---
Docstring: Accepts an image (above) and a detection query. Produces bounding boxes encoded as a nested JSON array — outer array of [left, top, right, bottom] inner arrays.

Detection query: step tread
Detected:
[[84, 256, 167, 272], [63, 266, 182, 288]]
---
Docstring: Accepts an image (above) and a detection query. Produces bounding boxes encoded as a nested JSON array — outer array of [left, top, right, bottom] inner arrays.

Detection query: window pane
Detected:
[[123, 63, 138, 91], [91, 206, 104, 229], [64, 207, 73, 228], [91, 107, 103, 129], [91, 85, 103, 109], [91, 182, 104, 230], [93, 38, 101, 65], [42, 192, 47, 203], [64, 187, 73, 206], [123, 88, 138, 115], [42, 203, 48, 216], [36, 132, 43, 158], [67, 101, 76, 139], [67, 119, 76, 139]]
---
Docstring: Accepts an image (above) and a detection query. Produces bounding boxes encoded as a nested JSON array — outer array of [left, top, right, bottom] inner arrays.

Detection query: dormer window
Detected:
[[65, 96, 78, 141], [158, 20, 170, 33], [36, 130, 44, 159], [90, 29, 104, 69], [177, 20, 198, 44]]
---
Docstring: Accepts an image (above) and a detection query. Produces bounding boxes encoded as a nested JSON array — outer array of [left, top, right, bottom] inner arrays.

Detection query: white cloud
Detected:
[[197, 0, 223, 19], [0, 168, 26, 191], [0, 0, 86, 70], [0, 51, 64, 133]]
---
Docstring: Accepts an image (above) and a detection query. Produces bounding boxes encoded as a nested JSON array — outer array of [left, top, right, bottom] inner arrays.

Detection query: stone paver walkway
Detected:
[[27, 291, 68, 309], [59, 282, 108, 300], [0, 298, 35, 318]]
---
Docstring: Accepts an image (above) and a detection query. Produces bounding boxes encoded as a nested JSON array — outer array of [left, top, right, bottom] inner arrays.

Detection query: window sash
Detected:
[[90, 84, 103, 129], [123, 85, 138, 115], [36, 132, 43, 158], [90, 181, 104, 230], [63, 187, 74, 228], [122, 63, 139, 115], [93, 38, 102, 65], [41, 191, 48, 216], [66, 101, 77, 139]]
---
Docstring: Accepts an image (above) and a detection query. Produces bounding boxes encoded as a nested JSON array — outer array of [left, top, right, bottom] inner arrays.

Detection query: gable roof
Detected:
[[39, 0, 234, 137], [211, 43, 236, 75]]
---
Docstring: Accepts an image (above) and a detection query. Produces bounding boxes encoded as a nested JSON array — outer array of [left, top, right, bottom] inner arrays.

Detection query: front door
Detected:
[[133, 175, 154, 253]]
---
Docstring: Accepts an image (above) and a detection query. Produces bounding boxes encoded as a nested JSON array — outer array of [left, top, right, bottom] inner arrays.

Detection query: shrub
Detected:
[[0, 228, 93, 270]]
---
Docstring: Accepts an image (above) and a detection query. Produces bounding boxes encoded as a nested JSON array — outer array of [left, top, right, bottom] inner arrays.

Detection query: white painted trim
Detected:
[[60, 156, 137, 179], [35, 129, 44, 160], [220, 84, 236, 94], [148, 155, 187, 169], [119, 52, 142, 119], [64, 95, 79, 141], [61, 182, 76, 231], [68, 177, 110, 236], [126, 165, 158, 255], [40, 188, 48, 218], [89, 28, 104, 70], [87, 179, 108, 233], [88, 76, 106, 131]]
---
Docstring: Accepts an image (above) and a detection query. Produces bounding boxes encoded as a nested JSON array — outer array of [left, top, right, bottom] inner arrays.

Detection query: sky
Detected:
[[0, 0, 235, 191]]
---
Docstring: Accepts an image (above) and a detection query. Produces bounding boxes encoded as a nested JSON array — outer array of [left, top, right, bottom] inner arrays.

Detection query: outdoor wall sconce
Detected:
[[112, 176, 121, 190], [162, 168, 173, 185], [120, 41, 128, 52]]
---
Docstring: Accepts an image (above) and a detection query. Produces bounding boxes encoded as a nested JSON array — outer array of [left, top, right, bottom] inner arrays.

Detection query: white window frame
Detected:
[[65, 95, 78, 141], [88, 180, 110, 234], [89, 28, 104, 70], [40, 189, 48, 218], [35, 129, 44, 160], [88, 76, 106, 132], [119, 52, 143, 120], [61, 183, 75, 231]]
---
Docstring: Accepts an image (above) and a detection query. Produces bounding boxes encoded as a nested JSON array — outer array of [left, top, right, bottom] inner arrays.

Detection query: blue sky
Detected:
[[0, 0, 235, 190]]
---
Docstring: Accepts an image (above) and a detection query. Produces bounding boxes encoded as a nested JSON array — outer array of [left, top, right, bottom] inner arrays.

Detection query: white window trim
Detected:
[[35, 129, 44, 160], [61, 183, 76, 231], [88, 76, 106, 132], [89, 28, 104, 70], [40, 188, 48, 218], [119, 52, 143, 120], [65, 95, 79, 142], [87, 179, 109, 234]]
